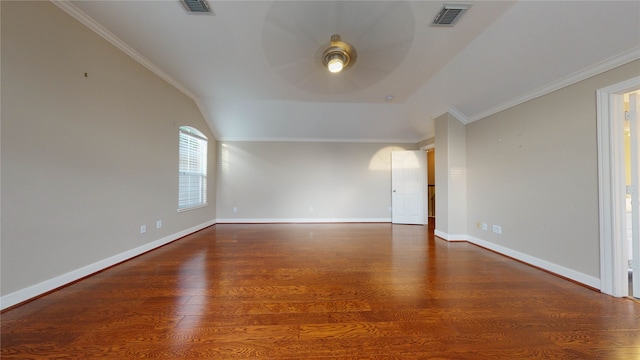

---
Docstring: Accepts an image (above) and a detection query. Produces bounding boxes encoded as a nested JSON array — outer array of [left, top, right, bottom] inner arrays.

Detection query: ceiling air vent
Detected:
[[181, 0, 213, 14], [432, 4, 470, 26]]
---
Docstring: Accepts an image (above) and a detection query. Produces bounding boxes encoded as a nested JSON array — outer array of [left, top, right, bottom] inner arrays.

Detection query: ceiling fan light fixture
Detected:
[[322, 35, 356, 74], [327, 54, 345, 73]]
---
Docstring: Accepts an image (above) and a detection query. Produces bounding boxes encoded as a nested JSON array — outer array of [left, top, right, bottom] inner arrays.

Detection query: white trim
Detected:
[[217, 137, 420, 144], [434, 229, 447, 239], [50, 0, 197, 101], [177, 203, 208, 213], [434, 230, 467, 242], [0, 220, 216, 310], [597, 76, 640, 297], [216, 218, 391, 224], [468, 236, 601, 289], [468, 47, 640, 123], [448, 106, 470, 125]]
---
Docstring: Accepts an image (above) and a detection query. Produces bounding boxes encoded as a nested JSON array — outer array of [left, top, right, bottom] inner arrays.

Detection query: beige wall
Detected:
[[434, 114, 449, 233], [1, 1, 216, 298], [434, 113, 467, 239], [466, 59, 640, 279], [216, 141, 417, 221]]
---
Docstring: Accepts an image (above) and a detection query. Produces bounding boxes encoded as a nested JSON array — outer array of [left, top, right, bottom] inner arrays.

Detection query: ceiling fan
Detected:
[[261, 1, 415, 95]]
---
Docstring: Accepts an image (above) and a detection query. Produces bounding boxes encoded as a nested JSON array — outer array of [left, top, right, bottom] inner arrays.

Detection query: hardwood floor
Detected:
[[2, 223, 639, 359]]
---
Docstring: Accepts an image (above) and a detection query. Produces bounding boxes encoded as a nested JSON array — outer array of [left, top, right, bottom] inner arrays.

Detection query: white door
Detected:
[[629, 93, 640, 298], [391, 150, 426, 225]]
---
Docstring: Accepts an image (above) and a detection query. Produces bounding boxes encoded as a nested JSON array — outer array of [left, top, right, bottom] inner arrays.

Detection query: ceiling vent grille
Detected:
[[181, 0, 213, 14], [432, 4, 470, 26]]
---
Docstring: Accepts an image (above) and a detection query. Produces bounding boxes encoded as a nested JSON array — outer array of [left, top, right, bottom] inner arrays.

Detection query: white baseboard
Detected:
[[467, 235, 601, 289], [434, 229, 468, 242], [2, 223, 601, 310], [216, 218, 391, 224], [0, 220, 216, 310]]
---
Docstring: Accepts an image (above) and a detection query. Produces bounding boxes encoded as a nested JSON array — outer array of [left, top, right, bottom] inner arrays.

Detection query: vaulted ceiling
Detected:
[[56, 0, 640, 143]]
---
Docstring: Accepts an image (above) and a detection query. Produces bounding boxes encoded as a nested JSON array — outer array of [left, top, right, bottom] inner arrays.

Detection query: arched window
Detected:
[[178, 126, 208, 211]]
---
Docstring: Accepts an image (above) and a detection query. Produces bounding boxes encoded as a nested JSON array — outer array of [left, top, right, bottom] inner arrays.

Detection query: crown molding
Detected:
[[50, 0, 197, 101], [466, 46, 640, 124], [448, 106, 470, 125], [216, 136, 420, 144]]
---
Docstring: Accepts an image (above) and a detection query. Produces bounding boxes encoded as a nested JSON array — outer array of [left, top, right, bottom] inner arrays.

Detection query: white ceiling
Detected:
[[58, 0, 640, 143]]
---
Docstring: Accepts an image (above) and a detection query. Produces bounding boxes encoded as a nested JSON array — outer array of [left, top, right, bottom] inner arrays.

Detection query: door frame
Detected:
[[628, 93, 640, 297], [597, 76, 640, 297], [421, 144, 435, 223]]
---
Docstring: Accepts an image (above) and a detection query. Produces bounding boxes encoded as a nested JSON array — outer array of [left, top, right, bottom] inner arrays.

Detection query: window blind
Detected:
[[178, 127, 208, 211]]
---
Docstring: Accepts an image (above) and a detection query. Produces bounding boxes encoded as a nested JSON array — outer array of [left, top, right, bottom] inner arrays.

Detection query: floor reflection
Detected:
[[175, 250, 208, 335], [390, 225, 428, 300]]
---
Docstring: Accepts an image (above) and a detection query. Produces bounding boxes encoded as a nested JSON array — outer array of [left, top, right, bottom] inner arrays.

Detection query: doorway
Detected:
[[426, 148, 436, 229], [597, 76, 640, 298]]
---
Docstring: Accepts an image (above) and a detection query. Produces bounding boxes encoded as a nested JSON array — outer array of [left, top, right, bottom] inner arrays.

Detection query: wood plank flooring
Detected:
[[2, 223, 639, 359]]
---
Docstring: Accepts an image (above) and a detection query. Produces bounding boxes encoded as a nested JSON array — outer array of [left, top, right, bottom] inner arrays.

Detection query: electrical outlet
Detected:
[[140, 225, 147, 234], [309, 206, 314, 212], [493, 225, 502, 234], [232, 206, 237, 212], [156, 220, 162, 229], [482, 223, 488, 231]]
